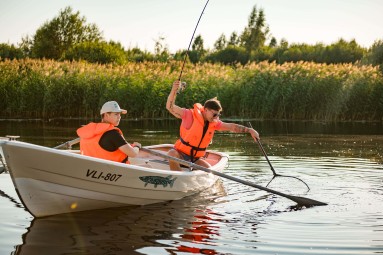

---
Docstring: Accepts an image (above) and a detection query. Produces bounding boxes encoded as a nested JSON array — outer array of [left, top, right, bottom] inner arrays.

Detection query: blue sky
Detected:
[[1, 0, 382, 53]]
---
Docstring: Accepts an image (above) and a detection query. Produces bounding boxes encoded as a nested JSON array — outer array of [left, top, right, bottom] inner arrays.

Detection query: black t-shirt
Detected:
[[99, 130, 128, 152]]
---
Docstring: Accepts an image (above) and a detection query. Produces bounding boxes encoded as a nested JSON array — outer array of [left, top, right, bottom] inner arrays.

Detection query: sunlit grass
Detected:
[[0, 58, 382, 121]]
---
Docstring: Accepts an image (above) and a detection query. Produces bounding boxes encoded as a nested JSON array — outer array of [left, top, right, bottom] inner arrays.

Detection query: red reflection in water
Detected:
[[175, 209, 222, 254]]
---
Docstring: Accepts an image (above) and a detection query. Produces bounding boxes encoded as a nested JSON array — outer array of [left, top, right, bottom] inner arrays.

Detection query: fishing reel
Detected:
[[177, 81, 187, 94]]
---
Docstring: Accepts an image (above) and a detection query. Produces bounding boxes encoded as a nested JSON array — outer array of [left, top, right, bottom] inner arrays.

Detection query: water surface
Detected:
[[0, 119, 382, 254]]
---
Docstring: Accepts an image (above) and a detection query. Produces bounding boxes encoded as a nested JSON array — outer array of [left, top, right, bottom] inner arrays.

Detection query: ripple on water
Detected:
[[1, 154, 383, 255]]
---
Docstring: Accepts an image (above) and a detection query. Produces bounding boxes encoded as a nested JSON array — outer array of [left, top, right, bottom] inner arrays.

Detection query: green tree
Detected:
[[31, 6, 103, 59], [322, 39, 365, 64], [192, 34, 205, 52], [214, 34, 227, 51], [19, 35, 33, 57], [64, 41, 127, 64], [271, 38, 289, 64], [0, 43, 24, 60], [240, 6, 269, 55], [363, 39, 383, 72], [154, 36, 170, 62], [205, 45, 248, 65], [189, 35, 206, 63], [126, 47, 154, 62], [269, 37, 277, 48], [228, 32, 240, 46], [280, 46, 303, 62], [252, 46, 275, 62]]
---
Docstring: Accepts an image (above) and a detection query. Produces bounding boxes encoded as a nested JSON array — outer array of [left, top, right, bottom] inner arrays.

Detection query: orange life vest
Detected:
[[174, 103, 217, 159], [76, 122, 129, 163]]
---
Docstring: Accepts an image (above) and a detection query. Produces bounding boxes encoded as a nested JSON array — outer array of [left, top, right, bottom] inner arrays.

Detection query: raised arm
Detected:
[[166, 80, 185, 119], [220, 122, 260, 141]]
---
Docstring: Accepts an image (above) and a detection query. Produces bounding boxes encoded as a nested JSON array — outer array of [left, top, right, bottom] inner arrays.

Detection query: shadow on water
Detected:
[[0, 189, 24, 209]]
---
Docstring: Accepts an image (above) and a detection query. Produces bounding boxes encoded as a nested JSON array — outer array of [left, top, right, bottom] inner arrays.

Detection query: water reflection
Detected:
[[14, 182, 228, 255], [15, 207, 140, 255], [173, 209, 222, 255]]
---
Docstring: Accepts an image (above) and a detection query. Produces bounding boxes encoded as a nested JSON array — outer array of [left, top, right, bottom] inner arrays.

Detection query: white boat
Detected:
[[0, 140, 229, 217]]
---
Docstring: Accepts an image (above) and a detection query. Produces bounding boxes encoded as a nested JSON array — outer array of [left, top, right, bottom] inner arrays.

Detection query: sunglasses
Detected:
[[208, 108, 221, 117]]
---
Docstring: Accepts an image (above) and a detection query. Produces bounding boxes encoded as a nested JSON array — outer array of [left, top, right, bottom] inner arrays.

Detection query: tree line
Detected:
[[0, 6, 382, 71]]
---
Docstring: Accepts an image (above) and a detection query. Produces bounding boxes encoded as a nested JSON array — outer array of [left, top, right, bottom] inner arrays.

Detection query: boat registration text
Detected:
[[86, 169, 122, 182]]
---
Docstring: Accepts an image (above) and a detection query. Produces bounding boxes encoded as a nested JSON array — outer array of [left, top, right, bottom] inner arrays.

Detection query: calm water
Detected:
[[1, 119, 382, 255]]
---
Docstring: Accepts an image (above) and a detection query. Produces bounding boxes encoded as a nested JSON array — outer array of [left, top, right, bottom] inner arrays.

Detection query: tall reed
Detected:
[[0, 58, 382, 121]]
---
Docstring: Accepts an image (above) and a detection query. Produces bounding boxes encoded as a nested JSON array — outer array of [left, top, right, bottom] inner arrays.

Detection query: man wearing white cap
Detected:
[[77, 101, 141, 164]]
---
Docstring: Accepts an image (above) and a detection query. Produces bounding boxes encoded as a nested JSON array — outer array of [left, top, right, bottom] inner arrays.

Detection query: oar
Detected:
[[140, 147, 327, 207], [54, 138, 80, 149], [248, 122, 310, 190], [0, 155, 6, 174]]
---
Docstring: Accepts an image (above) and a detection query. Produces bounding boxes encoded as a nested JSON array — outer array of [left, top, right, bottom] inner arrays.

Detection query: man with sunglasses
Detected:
[[77, 101, 141, 164], [166, 80, 259, 171]]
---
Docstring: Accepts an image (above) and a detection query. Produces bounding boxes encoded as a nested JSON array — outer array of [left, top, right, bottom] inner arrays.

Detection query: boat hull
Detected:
[[0, 141, 228, 217]]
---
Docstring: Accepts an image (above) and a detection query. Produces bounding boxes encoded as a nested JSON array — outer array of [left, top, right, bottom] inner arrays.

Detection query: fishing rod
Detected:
[[177, 0, 210, 93]]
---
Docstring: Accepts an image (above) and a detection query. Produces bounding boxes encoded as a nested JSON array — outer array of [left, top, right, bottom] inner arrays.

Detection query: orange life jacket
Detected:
[[174, 103, 217, 160], [76, 122, 129, 163]]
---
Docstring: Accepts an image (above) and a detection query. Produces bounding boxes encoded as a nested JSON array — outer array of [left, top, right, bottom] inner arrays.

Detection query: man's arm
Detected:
[[100, 131, 141, 157], [219, 122, 260, 141], [118, 142, 141, 158], [166, 80, 185, 119]]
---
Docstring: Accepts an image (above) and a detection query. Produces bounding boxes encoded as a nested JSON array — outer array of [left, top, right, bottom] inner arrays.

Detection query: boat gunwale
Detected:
[[1, 141, 229, 176]]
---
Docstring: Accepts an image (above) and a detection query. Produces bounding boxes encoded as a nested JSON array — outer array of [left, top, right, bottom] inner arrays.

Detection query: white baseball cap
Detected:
[[100, 101, 127, 115]]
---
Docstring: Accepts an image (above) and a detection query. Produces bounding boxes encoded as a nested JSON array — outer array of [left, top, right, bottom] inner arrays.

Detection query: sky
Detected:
[[1, 0, 382, 53]]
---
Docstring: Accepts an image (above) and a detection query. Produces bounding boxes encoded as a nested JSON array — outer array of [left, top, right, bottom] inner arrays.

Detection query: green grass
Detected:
[[0, 59, 382, 121]]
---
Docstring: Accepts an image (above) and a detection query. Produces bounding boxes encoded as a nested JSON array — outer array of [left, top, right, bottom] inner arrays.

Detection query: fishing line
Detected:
[[177, 0, 210, 93]]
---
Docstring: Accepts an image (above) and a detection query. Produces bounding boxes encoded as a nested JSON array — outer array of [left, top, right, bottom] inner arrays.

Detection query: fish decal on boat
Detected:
[[139, 175, 177, 188]]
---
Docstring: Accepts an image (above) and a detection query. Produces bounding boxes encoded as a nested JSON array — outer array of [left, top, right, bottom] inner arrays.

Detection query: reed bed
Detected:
[[0, 58, 382, 121]]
